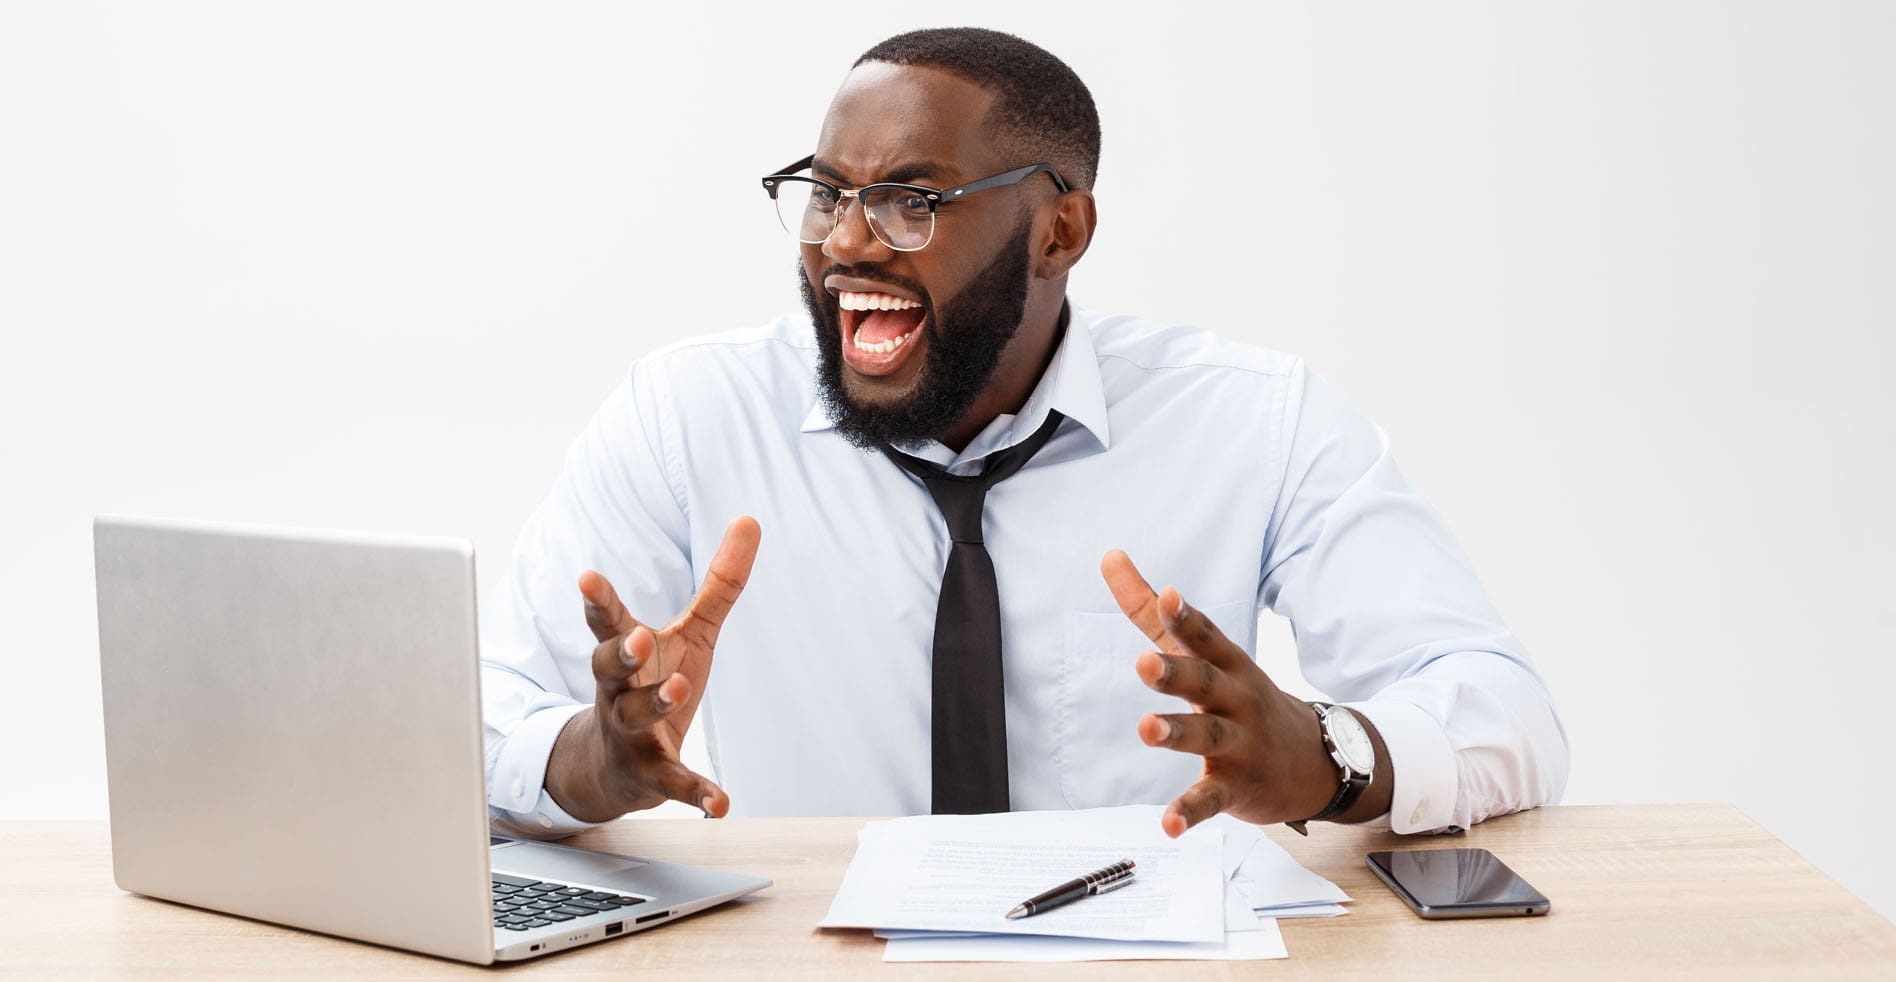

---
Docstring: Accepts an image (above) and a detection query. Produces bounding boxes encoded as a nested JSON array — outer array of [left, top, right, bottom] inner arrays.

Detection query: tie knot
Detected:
[[878, 410, 1068, 547]]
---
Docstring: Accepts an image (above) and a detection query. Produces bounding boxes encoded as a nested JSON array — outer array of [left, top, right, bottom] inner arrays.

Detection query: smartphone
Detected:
[[1365, 848, 1550, 919]]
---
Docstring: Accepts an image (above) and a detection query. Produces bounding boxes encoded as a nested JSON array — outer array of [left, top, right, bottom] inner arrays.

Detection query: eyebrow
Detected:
[[810, 158, 956, 187]]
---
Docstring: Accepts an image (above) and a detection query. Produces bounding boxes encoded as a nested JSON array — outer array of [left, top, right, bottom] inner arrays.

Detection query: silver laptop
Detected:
[[93, 514, 770, 964]]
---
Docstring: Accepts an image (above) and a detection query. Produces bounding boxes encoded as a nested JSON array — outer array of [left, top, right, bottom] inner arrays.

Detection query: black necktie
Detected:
[[880, 410, 1067, 814]]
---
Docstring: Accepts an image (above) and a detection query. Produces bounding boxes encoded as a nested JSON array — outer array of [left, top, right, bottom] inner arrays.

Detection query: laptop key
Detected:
[[557, 887, 587, 896], [542, 911, 575, 922], [554, 905, 598, 917], [609, 896, 646, 906], [581, 892, 615, 901], [565, 898, 616, 912], [493, 874, 543, 888], [522, 918, 551, 928], [499, 923, 529, 931]]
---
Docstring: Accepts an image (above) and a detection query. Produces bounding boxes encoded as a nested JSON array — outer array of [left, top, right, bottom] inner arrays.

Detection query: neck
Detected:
[[937, 296, 1069, 454]]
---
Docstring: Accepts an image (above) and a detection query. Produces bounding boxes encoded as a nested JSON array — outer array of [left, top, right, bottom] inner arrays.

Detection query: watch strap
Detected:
[[1309, 767, 1372, 822]]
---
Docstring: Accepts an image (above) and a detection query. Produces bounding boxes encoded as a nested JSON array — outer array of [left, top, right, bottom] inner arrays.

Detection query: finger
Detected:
[[610, 670, 690, 734], [1099, 549, 1178, 654], [677, 516, 762, 648], [589, 624, 654, 698], [1162, 778, 1232, 838], [1135, 650, 1243, 713], [651, 760, 731, 819], [1156, 586, 1251, 674], [1139, 712, 1242, 757], [579, 569, 645, 644]]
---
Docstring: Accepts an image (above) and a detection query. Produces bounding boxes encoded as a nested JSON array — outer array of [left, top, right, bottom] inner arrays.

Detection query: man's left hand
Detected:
[[1099, 549, 1345, 837]]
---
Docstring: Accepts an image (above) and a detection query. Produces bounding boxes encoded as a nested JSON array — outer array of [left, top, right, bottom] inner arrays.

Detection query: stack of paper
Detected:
[[817, 805, 1350, 962]]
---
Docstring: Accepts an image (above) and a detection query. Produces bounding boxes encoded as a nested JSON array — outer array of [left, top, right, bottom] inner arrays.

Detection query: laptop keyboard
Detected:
[[492, 872, 648, 932]]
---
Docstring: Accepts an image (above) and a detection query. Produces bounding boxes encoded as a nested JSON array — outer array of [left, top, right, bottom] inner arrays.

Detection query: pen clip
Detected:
[[1092, 864, 1130, 894], [1085, 865, 1135, 893]]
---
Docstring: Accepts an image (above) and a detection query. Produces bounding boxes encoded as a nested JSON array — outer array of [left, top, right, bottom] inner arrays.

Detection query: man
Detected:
[[480, 27, 1568, 840]]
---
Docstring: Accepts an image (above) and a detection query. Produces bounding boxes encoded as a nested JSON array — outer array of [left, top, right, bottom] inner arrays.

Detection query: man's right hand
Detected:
[[544, 516, 761, 823]]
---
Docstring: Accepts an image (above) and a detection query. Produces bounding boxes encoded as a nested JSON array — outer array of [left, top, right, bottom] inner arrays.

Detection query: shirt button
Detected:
[[512, 777, 524, 799], [536, 814, 553, 829], [1410, 800, 1428, 826]]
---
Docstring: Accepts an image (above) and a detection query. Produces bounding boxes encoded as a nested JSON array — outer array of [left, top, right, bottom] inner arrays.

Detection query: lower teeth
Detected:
[[855, 331, 912, 354]]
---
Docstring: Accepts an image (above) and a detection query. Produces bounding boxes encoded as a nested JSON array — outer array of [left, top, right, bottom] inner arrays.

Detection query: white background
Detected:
[[3, 2, 1891, 921]]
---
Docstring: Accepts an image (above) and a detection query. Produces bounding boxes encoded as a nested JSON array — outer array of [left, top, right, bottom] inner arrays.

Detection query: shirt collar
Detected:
[[799, 302, 1112, 457]]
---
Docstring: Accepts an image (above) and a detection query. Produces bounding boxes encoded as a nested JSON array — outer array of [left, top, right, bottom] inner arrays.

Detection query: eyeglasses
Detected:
[[760, 154, 1069, 252]]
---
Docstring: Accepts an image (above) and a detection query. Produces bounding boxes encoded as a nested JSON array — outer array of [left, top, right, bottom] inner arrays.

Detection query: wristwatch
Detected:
[[1285, 702, 1374, 836]]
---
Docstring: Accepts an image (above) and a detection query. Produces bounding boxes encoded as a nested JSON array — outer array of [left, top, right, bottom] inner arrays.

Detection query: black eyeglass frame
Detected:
[[759, 154, 1071, 251]]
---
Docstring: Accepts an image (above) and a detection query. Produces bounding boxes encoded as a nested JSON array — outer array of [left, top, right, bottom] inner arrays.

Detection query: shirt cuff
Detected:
[[488, 702, 598, 837], [1343, 698, 1461, 834]]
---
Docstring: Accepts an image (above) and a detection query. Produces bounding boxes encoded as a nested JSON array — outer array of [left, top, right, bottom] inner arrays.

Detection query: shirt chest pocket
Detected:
[[1052, 599, 1258, 811]]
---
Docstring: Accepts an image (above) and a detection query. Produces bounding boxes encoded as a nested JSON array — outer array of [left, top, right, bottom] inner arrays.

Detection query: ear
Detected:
[[1032, 189, 1097, 281]]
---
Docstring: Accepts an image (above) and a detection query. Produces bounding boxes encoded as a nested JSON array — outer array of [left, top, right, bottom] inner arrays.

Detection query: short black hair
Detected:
[[854, 27, 1101, 191]]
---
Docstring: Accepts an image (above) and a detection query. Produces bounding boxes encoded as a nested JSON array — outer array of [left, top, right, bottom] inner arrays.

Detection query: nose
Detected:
[[822, 194, 896, 267]]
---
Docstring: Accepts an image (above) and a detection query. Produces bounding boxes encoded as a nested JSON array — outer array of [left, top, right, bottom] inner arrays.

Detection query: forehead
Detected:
[[814, 63, 1003, 186]]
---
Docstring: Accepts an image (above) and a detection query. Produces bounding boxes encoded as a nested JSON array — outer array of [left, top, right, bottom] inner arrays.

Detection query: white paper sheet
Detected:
[[882, 918, 1288, 963], [1227, 834, 1353, 908], [827, 804, 1355, 962], [873, 863, 1261, 938], [1225, 878, 1261, 931], [820, 806, 1226, 942], [1253, 902, 1348, 918]]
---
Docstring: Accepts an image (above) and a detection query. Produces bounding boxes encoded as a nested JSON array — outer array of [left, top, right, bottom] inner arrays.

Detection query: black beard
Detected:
[[799, 223, 1033, 452]]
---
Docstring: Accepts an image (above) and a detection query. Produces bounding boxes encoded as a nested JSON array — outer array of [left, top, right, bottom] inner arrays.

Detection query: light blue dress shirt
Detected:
[[480, 306, 1569, 837]]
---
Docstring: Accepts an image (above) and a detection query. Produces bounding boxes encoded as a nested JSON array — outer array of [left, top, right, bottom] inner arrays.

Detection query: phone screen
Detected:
[[1366, 848, 1549, 916]]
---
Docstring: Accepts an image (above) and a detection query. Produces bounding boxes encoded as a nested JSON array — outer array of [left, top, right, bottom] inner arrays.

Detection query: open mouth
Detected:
[[836, 290, 927, 376]]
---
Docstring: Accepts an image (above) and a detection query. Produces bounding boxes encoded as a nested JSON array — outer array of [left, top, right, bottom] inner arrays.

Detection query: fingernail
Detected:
[[1162, 719, 1177, 742], [657, 690, 674, 711], [700, 795, 716, 816]]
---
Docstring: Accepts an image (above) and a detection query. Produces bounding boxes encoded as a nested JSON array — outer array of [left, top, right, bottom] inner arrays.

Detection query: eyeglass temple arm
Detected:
[[771, 154, 817, 177], [941, 163, 1071, 200]]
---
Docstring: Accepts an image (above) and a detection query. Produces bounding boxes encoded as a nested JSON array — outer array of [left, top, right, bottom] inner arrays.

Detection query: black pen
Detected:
[[1003, 859, 1136, 919]]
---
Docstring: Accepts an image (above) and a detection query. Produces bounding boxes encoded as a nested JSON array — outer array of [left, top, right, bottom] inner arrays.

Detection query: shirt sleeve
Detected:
[[1258, 364, 1571, 833], [481, 359, 697, 839]]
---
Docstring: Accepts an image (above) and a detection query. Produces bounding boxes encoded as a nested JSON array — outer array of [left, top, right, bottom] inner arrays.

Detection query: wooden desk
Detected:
[[5, 805, 1891, 978]]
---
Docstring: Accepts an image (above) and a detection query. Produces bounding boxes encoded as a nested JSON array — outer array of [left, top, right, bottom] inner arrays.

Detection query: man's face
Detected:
[[797, 63, 1040, 450]]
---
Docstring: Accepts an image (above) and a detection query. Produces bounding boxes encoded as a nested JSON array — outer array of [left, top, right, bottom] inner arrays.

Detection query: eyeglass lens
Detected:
[[771, 180, 936, 251]]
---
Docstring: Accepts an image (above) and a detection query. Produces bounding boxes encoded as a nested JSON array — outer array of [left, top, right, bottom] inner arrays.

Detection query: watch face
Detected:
[[1327, 708, 1375, 774]]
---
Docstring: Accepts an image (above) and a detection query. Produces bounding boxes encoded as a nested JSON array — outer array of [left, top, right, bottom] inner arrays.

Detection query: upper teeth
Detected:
[[839, 291, 920, 311]]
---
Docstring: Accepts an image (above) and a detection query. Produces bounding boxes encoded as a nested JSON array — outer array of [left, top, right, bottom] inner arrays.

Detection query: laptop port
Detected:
[[605, 922, 624, 937], [635, 910, 671, 925]]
